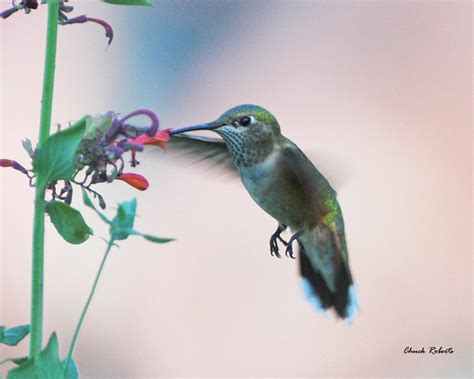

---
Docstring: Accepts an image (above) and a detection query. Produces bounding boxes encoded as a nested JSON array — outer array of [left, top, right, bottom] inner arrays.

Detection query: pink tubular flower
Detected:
[[64, 15, 114, 46], [116, 173, 149, 191], [130, 129, 171, 150]]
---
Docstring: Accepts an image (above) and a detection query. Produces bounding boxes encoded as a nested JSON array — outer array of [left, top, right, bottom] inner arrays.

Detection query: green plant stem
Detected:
[[29, 187, 46, 358], [64, 239, 115, 372], [39, 0, 60, 146], [29, 0, 60, 359]]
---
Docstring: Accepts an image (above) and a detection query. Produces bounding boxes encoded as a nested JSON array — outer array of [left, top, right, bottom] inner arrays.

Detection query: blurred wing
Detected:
[[305, 149, 351, 192], [164, 133, 238, 176]]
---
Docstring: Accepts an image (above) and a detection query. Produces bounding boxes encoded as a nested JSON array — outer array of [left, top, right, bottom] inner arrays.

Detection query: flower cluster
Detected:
[[75, 109, 169, 191], [0, 109, 170, 209], [1, 1, 38, 19]]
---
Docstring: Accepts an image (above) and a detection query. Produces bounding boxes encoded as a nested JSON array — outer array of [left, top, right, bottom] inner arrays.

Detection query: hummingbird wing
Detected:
[[164, 133, 238, 176], [274, 140, 357, 320], [303, 149, 350, 192]]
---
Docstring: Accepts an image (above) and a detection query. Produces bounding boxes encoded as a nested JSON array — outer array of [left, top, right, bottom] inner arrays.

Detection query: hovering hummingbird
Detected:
[[168, 104, 357, 321]]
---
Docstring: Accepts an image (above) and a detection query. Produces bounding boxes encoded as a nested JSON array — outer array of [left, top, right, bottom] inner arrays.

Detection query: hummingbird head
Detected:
[[171, 104, 281, 167]]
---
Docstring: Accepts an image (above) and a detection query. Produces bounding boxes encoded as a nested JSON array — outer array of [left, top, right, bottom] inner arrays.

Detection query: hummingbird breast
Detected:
[[234, 137, 335, 231]]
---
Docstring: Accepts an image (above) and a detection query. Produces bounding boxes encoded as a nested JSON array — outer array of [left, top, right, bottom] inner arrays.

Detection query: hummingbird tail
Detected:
[[298, 239, 358, 322]]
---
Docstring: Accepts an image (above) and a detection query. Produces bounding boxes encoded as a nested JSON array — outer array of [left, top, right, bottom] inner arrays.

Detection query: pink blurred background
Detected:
[[1, 1, 471, 377]]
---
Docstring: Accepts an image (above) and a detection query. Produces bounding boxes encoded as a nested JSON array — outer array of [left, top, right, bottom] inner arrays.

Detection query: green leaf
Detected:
[[0, 325, 29, 346], [138, 232, 174, 244], [0, 356, 28, 366], [33, 117, 87, 191], [102, 0, 153, 6], [21, 138, 35, 159], [46, 201, 93, 244], [82, 188, 95, 208], [108, 199, 174, 243], [7, 333, 65, 379], [82, 189, 111, 224], [62, 358, 79, 379], [110, 198, 137, 240]]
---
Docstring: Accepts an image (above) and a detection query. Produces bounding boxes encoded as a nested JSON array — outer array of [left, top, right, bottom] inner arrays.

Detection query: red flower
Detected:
[[116, 173, 149, 191], [0, 159, 28, 174], [0, 159, 14, 168], [130, 129, 171, 150]]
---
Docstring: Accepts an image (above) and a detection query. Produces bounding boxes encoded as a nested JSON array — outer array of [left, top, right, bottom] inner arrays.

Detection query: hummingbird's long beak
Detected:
[[169, 121, 225, 136]]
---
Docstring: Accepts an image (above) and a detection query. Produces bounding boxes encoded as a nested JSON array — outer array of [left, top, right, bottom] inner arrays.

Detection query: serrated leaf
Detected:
[[110, 198, 137, 240], [0, 325, 29, 346], [82, 189, 111, 224], [7, 333, 65, 379], [46, 201, 93, 244], [33, 117, 87, 191], [102, 0, 153, 6]]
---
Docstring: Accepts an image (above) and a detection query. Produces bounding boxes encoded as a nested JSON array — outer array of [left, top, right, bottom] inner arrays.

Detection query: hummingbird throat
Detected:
[[217, 127, 274, 168]]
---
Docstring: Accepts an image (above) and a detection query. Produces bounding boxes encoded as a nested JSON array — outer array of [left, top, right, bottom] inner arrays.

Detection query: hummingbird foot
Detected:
[[285, 230, 304, 259], [269, 224, 288, 258]]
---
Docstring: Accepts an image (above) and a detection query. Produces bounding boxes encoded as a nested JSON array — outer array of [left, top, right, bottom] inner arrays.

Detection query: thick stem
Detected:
[[29, 0, 60, 358], [64, 240, 114, 372]]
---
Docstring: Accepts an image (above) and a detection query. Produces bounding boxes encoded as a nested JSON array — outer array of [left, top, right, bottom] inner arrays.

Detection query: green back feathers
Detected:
[[322, 195, 341, 226]]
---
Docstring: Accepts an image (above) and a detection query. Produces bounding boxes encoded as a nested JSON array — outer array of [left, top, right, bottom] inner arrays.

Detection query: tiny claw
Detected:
[[285, 230, 304, 259], [285, 244, 296, 259], [269, 224, 287, 259], [269, 237, 281, 258]]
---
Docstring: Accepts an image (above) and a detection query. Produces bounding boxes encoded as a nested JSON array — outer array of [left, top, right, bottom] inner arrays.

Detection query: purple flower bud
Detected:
[[1, 0, 38, 19], [107, 145, 125, 160], [98, 194, 106, 210], [1, 6, 19, 19], [64, 189, 73, 205], [0, 158, 29, 175], [12, 161, 29, 175], [119, 141, 144, 152]]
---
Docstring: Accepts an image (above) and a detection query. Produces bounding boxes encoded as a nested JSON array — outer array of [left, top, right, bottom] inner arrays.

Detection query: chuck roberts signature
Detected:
[[404, 346, 454, 355]]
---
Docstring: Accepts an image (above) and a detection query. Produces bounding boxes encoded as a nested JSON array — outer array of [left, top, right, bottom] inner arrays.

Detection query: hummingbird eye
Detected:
[[239, 116, 251, 126]]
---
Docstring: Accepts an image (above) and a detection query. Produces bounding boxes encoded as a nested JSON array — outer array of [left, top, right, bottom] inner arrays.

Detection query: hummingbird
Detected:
[[168, 104, 358, 321]]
